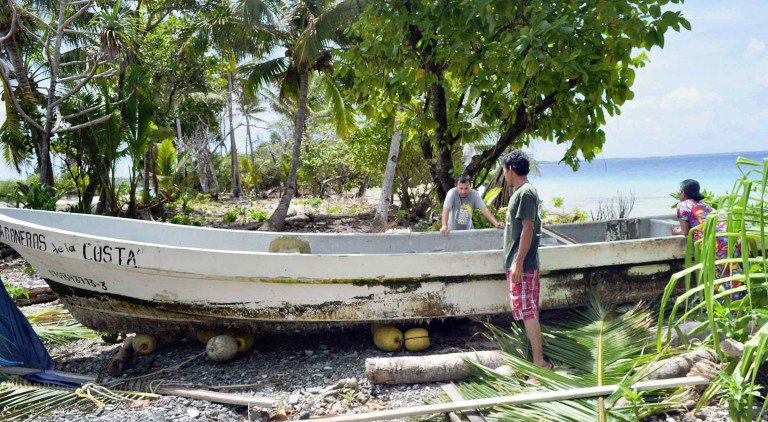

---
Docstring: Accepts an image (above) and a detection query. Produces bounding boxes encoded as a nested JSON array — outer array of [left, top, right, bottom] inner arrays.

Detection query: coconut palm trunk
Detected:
[[227, 71, 241, 197], [245, 112, 255, 168], [371, 115, 402, 232], [262, 70, 309, 231]]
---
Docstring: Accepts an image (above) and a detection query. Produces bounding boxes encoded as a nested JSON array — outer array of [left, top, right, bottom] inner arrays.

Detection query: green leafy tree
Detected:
[[345, 0, 691, 200]]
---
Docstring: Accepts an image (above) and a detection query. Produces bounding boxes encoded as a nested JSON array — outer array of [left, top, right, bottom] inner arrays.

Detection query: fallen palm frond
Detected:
[[459, 297, 689, 421], [22, 306, 97, 345], [0, 380, 158, 421]]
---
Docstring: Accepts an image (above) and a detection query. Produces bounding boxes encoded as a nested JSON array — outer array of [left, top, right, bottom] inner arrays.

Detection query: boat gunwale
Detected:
[[0, 209, 684, 259]]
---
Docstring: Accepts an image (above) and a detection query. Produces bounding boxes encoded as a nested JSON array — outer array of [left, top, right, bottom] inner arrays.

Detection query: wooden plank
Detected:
[[313, 376, 709, 421], [155, 386, 274, 407], [441, 383, 487, 422]]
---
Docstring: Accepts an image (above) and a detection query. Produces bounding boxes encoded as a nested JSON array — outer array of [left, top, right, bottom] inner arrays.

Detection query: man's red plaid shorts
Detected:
[[507, 269, 540, 320]]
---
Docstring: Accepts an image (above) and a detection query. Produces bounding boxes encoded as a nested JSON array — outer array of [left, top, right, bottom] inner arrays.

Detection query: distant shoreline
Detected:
[[537, 149, 768, 165]]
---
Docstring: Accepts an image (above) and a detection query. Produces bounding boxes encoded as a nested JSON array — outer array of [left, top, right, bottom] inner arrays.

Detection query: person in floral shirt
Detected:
[[672, 179, 745, 300]]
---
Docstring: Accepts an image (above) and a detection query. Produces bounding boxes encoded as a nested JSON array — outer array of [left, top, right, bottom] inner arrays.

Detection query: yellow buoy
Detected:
[[196, 330, 218, 345], [370, 322, 385, 335], [373, 326, 403, 352], [132, 334, 158, 355], [404, 328, 430, 352], [234, 332, 255, 352]]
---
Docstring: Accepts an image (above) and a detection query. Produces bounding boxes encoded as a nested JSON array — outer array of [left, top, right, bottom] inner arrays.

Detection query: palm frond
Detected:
[[313, 0, 361, 45], [22, 306, 97, 345], [317, 72, 355, 138], [462, 297, 685, 421], [241, 56, 290, 96], [0, 380, 157, 421], [238, 0, 281, 30]]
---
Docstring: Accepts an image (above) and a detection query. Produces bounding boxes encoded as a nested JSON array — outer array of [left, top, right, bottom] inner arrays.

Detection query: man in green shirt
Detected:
[[502, 150, 550, 371]]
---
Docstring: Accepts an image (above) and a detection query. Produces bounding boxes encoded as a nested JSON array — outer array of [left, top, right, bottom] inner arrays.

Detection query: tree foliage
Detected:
[[344, 0, 691, 198]]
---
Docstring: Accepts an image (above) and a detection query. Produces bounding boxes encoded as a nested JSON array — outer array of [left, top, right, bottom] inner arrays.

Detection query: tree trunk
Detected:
[[371, 116, 402, 232], [261, 70, 309, 232], [430, 81, 455, 200], [4, 36, 46, 176], [151, 144, 159, 198], [356, 175, 370, 199], [142, 150, 150, 202], [40, 1, 68, 187], [245, 113, 255, 168], [4, 39, 33, 97], [365, 351, 504, 385], [227, 72, 241, 197]]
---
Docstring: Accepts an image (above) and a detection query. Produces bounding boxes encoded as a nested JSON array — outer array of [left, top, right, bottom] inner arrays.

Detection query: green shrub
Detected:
[[473, 206, 506, 229], [4, 182, 68, 211], [222, 211, 238, 223], [3, 281, 28, 300], [169, 214, 191, 225], [250, 209, 269, 222], [191, 218, 204, 226]]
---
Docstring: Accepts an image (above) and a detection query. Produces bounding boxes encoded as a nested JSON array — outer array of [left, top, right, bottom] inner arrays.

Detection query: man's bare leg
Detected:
[[523, 317, 548, 367]]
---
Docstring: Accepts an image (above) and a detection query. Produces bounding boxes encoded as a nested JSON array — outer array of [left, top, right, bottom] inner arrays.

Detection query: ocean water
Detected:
[[530, 151, 768, 217]]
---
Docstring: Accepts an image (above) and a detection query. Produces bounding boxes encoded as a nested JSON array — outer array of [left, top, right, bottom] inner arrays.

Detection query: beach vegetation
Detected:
[[591, 192, 636, 221], [3, 182, 68, 211], [657, 157, 768, 421], [222, 210, 238, 223], [169, 213, 191, 225], [250, 209, 269, 222], [3, 282, 28, 301]]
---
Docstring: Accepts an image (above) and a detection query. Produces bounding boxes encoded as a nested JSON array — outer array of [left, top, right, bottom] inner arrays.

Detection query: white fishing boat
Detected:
[[0, 208, 685, 333]]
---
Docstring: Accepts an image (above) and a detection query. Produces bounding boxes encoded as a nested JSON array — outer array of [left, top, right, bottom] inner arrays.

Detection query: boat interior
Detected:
[[0, 208, 680, 255]]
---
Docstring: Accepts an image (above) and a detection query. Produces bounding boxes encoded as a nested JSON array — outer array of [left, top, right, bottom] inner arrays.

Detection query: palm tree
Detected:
[[239, 93, 267, 168], [242, 0, 360, 231], [180, 1, 276, 198]]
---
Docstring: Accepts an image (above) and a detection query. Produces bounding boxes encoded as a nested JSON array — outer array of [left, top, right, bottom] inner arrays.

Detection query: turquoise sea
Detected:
[[530, 151, 768, 217]]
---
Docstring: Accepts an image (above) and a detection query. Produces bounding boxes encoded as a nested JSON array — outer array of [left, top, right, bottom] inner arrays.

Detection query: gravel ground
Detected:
[[37, 316, 493, 421], [2, 253, 742, 422]]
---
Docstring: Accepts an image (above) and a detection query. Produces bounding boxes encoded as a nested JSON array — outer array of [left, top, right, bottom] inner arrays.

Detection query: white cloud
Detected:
[[658, 87, 722, 110], [744, 38, 766, 58]]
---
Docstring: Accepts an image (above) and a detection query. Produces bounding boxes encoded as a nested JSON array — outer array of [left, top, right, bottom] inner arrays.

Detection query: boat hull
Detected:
[[0, 209, 686, 332]]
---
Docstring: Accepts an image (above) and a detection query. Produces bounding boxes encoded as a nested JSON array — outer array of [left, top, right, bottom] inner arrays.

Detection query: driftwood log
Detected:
[[366, 351, 504, 385], [15, 286, 57, 306], [107, 335, 135, 377], [641, 349, 717, 381]]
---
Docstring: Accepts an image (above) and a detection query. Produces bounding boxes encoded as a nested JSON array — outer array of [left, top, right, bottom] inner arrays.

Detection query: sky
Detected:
[[531, 0, 768, 161], [1, 0, 767, 179]]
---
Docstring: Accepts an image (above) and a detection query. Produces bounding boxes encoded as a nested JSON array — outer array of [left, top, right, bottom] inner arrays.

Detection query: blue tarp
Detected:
[[0, 279, 79, 387]]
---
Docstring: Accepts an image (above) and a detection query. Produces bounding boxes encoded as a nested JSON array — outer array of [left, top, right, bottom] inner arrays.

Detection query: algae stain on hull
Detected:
[[268, 236, 311, 254]]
